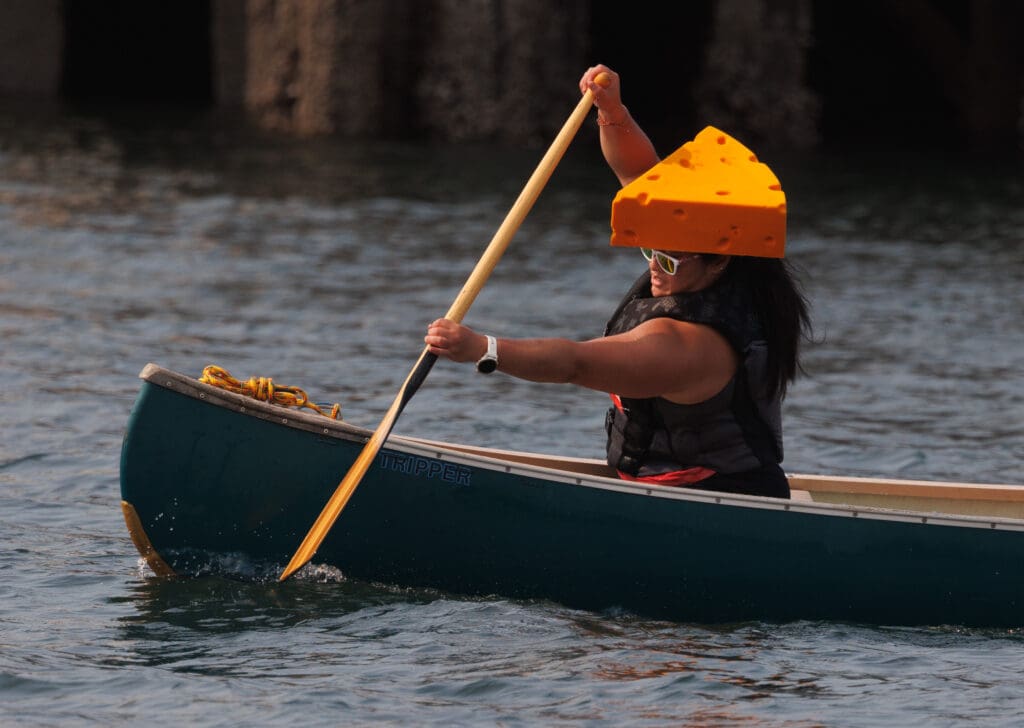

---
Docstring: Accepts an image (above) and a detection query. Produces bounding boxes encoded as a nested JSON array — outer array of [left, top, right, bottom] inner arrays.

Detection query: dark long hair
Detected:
[[710, 255, 812, 398]]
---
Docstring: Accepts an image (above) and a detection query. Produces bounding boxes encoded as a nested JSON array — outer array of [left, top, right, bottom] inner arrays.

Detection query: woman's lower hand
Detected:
[[425, 319, 486, 363]]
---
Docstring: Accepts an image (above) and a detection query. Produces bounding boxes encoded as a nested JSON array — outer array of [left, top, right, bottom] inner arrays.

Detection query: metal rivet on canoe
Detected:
[[166, 380, 173, 387], [199, 393, 205, 399], [715, 497, 721, 504], [853, 511, 858, 517], [240, 407, 246, 413], [991, 523, 997, 529], [921, 517, 928, 524], [282, 418, 288, 424], [323, 428, 329, 434], [784, 504, 790, 510]]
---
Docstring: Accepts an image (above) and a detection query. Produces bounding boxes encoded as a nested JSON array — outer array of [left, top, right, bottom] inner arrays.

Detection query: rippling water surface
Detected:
[[2, 105, 1023, 726]]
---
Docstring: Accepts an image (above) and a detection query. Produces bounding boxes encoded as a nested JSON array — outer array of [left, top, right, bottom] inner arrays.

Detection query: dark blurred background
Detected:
[[1, 0, 1021, 156]]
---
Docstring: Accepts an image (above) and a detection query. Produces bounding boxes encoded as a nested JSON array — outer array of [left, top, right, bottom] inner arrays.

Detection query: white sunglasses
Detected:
[[640, 248, 699, 275]]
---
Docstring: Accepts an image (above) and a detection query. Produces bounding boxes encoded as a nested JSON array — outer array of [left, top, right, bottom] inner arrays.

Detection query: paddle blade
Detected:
[[278, 351, 437, 581], [278, 422, 387, 580]]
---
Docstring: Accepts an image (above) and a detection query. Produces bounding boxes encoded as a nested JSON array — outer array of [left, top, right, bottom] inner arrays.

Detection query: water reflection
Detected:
[[107, 570, 445, 672]]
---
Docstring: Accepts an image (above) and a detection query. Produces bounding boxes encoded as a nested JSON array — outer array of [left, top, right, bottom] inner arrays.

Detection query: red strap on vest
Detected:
[[617, 467, 717, 486]]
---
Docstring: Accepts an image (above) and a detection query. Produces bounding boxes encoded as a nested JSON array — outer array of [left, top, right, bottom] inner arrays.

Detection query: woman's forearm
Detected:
[[597, 105, 660, 186], [491, 336, 583, 385]]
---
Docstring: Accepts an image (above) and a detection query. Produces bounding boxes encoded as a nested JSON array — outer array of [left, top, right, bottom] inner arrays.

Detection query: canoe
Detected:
[[120, 363, 1024, 627]]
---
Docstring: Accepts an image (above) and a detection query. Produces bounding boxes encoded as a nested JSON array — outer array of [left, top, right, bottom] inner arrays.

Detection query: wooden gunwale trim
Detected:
[[391, 434, 1024, 529], [787, 474, 1024, 502], [407, 434, 1024, 503]]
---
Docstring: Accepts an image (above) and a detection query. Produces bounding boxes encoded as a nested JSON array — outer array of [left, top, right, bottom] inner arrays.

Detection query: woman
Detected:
[[425, 64, 811, 499]]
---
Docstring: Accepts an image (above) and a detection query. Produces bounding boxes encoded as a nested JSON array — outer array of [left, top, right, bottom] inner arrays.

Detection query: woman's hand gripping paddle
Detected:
[[279, 74, 609, 581]]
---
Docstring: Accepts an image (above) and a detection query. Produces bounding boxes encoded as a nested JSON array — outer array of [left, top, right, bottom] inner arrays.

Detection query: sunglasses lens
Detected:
[[640, 248, 682, 275], [656, 252, 676, 274]]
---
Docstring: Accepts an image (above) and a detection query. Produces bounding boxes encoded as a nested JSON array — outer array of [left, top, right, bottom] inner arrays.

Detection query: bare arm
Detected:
[[579, 65, 660, 187], [425, 317, 737, 404]]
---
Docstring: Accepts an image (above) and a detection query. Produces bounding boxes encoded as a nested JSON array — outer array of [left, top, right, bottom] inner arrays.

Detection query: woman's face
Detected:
[[645, 250, 729, 296]]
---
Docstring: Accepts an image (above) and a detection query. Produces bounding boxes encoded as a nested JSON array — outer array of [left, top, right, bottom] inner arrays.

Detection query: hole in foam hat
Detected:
[[715, 190, 730, 196]]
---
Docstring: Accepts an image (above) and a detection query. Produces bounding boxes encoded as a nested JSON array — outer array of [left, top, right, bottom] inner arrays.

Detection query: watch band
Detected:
[[476, 335, 498, 374]]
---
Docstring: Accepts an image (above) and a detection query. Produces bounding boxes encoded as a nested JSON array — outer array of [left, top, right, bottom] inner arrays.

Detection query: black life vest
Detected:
[[603, 270, 783, 477]]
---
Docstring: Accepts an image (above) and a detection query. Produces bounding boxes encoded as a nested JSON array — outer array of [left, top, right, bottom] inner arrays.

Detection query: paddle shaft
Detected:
[[279, 85, 601, 581]]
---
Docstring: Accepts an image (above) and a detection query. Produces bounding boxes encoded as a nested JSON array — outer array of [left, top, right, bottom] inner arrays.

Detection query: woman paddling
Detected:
[[425, 64, 812, 499]]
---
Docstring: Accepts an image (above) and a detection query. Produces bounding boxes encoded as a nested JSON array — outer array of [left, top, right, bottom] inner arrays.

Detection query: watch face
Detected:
[[476, 358, 497, 373]]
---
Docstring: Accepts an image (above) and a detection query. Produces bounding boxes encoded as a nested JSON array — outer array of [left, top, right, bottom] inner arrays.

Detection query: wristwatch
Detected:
[[476, 335, 498, 374]]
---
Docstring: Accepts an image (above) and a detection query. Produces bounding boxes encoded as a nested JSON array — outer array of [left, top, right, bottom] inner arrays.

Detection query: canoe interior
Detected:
[[404, 436, 1024, 521]]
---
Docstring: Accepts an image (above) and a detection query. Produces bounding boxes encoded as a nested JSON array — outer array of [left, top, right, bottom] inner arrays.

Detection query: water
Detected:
[[2, 105, 1024, 726]]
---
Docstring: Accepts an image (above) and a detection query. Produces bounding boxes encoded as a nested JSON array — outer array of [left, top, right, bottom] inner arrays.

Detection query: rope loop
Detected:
[[198, 365, 341, 419]]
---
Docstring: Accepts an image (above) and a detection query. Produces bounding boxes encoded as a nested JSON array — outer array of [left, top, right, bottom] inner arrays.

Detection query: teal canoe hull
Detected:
[[120, 365, 1024, 626]]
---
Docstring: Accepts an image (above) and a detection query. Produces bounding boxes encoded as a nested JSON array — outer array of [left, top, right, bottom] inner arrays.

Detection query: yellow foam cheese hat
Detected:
[[610, 126, 786, 258]]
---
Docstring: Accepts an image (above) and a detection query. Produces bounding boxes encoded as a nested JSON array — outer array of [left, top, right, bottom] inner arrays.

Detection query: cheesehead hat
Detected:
[[610, 126, 786, 258]]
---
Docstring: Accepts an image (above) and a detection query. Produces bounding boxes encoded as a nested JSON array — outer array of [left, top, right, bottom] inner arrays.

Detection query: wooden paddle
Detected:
[[279, 75, 608, 581]]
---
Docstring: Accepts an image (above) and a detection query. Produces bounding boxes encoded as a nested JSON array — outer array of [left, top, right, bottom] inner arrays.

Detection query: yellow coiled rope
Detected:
[[198, 365, 341, 419]]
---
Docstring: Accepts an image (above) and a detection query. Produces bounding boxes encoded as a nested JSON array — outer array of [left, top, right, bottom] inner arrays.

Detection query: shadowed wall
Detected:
[[0, 0, 1020, 153]]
